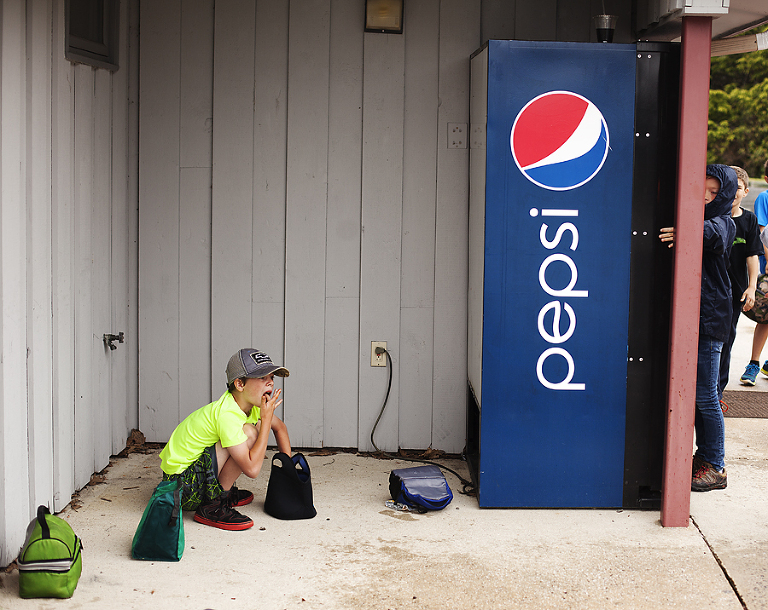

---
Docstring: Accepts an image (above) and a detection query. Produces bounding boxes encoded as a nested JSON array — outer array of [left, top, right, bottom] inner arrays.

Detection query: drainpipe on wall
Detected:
[[661, 15, 713, 527]]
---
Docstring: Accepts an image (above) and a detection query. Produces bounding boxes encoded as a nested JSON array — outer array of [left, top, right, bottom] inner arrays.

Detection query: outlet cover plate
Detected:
[[371, 341, 387, 366]]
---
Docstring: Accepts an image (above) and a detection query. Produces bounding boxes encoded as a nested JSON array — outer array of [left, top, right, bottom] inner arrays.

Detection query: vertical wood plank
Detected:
[[284, 0, 331, 447], [210, 0, 256, 386], [467, 48, 488, 407], [432, 0, 480, 453], [109, 0, 134, 451], [73, 64, 96, 487], [0, 0, 30, 566], [398, 0, 439, 449], [51, 0, 76, 511], [179, 0, 214, 409], [92, 68, 113, 469], [138, 0, 181, 441], [557, 0, 591, 42], [481, 1, 516, 42], [516, 0, 557, 40], [125, 0, 141, 435], [26, 0, 55, 508], [323, 298, 361, 445], [323, 0, 363, 447], [181, 0, 214, 170], [251, 0, 289, 384], [179, 167, 213, 412], [358, 32, 405, 452]]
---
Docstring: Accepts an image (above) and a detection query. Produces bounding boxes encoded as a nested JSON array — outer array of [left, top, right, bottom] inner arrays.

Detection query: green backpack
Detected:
[[18, 506, 83, 599], [132, 479, 185, 562]]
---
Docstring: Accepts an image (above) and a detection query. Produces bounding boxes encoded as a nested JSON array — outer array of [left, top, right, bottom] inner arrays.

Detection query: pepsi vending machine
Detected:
[[467, 40, 679, 508]]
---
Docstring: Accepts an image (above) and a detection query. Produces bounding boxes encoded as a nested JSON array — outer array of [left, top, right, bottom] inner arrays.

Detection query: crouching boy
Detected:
[[159, 349, 292, 530]]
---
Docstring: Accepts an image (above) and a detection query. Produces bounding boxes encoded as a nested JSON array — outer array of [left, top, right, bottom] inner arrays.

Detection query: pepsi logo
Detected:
[[510, 91, 609, 191]]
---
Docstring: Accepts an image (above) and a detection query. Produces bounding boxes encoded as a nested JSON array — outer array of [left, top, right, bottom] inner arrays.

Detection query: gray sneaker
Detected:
[[691, 460, 727, 492]]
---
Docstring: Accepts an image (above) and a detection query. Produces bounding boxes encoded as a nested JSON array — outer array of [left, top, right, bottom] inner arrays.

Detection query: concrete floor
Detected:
[[1, 317, 766, 609]]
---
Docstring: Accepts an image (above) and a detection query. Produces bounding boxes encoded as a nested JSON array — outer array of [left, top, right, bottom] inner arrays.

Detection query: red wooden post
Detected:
[[661, 16, 713, 527]]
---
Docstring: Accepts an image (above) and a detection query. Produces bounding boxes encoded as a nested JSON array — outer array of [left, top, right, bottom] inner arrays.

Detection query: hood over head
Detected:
[[704, 164, 737, 220]]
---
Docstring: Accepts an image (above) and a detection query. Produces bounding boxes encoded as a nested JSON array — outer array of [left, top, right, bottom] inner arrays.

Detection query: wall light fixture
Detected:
[[365, 0, 403, 34]]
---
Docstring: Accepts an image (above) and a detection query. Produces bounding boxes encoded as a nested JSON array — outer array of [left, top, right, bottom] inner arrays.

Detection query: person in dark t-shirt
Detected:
[[719, 166, 762, 397]]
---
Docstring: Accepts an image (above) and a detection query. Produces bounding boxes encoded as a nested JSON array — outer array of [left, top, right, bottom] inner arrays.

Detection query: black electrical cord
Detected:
[[369, 347, 476, 496], [370, 348, 393, 452]]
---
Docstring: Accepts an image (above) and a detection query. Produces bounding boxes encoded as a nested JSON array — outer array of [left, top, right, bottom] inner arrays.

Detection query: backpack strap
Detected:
[[168, 484, 181, 527], [36, 505, 51, 539]]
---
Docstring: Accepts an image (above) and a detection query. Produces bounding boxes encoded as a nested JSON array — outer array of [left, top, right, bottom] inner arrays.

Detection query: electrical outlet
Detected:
[[371, 341, 387, 367]]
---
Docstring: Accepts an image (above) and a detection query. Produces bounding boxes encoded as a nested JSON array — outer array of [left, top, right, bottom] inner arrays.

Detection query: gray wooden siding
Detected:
[[0, 0, 652, 569], [139, 0, 483, 452], [0, 0, 139, 567]]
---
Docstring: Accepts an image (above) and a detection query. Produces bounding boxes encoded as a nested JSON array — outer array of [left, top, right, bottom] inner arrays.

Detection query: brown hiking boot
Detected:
[[692, 454, 705, 476], [691, 460, 727, 492]]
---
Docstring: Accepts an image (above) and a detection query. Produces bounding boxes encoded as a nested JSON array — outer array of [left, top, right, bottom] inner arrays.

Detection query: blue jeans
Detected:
[[695, 334, 725, 470]]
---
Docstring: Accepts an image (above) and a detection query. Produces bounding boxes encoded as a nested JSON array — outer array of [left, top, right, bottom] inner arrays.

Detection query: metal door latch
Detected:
[[103, 332, 125, 350]]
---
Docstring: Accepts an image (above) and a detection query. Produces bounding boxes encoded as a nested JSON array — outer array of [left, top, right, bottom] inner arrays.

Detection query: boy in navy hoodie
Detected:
[[659, 164, 737, 491]]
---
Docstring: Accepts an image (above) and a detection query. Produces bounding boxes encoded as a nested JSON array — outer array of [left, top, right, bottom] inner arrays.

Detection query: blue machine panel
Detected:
[[479, 41, 637, 507]]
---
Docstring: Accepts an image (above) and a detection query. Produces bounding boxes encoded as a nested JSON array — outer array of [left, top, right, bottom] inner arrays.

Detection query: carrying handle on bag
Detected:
[[36, 505, 51, 539], [168, 485, 181, 527], [271, 452, 295, 471], [272, 452, 311, 481], [293, 453, 311, 480]]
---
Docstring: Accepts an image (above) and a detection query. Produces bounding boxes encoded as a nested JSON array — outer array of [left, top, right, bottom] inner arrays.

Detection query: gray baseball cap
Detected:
[[226, 349, 290, 385]]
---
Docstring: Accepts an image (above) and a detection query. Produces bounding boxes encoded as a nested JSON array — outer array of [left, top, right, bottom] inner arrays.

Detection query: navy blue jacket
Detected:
[[700, 164, 737, 342]]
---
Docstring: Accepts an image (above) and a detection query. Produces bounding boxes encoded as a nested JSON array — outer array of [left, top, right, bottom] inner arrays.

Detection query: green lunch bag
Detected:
[[132, 479, 184, 562], [18, 505, 83, 599]]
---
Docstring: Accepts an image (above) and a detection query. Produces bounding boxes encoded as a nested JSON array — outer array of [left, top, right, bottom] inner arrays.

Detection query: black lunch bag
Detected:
[[264, 452, 317, 520]]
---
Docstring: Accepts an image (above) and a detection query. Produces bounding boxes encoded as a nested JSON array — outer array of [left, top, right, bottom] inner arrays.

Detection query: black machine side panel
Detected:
[[623, 42, 681, 508]]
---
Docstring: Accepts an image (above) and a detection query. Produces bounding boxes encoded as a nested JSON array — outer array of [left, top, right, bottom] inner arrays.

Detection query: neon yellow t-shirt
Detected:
[[159, 391, 261, 475]]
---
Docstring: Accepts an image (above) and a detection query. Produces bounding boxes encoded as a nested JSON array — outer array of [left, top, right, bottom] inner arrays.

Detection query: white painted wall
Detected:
[[0, 0, 139, 567], [138, 0, 483, 453]]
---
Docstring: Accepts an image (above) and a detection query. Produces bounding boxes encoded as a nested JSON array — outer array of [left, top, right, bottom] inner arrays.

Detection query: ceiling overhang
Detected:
[[637, 0, 768, 41]]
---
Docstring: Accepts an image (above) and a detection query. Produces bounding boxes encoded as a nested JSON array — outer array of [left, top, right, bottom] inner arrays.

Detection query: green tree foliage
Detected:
[[708, 25, 768, 179]]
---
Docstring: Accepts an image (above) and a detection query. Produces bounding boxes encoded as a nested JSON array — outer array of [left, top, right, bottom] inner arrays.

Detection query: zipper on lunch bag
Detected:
[[18, 535, 82, 573]]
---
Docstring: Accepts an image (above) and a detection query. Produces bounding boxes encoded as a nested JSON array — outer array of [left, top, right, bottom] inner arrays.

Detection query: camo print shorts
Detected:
[[162, 445, 223, 510]]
